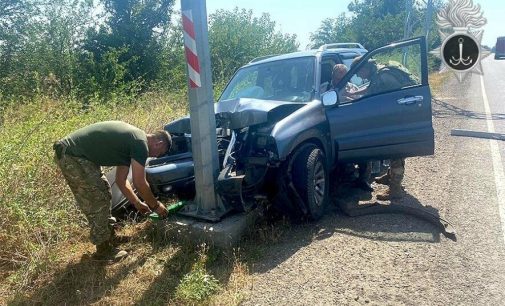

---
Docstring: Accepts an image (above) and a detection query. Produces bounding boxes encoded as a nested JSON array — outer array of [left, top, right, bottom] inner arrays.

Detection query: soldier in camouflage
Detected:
[[54, 121, 172, 261]]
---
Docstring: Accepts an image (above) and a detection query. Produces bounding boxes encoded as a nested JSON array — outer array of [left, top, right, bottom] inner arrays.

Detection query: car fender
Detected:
[[271, 100, 334, 167]]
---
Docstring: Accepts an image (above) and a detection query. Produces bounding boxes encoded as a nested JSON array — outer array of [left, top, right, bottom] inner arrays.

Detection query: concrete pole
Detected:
[[181, 0, 222, 220], [403, 0, 413, 40], [424, 0, 434, 48], [402, 0, 414, 66]]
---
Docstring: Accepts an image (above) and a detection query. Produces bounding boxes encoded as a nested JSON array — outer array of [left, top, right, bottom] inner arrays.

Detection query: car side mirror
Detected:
[[322, 90, 338, 106]]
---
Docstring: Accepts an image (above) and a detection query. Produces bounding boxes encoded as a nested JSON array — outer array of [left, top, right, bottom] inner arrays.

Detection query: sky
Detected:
[[174, 0, 504, 50]]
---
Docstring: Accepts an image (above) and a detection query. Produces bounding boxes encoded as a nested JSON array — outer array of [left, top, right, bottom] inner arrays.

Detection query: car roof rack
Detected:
[[318, 42, 365, 51], [249, 54, 279, 64]]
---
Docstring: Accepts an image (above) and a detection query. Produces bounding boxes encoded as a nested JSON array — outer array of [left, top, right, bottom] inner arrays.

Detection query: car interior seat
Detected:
[[320, 63, 333, 92]]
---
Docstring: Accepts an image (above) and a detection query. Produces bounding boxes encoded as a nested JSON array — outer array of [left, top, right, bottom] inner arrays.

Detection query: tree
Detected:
[[157, 14, 187, 91], [0, 0, 33, 97], [309, 13, 354, 49], [310, 0, 443, 54], [82, 0, 175, 91], [347, 0, 407, 50], [0, 0, 94, 99], [208, 8, 299, 83]]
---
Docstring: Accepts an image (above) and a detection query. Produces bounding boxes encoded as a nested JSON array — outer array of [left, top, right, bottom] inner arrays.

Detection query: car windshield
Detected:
[[219, 56, 316, 103]]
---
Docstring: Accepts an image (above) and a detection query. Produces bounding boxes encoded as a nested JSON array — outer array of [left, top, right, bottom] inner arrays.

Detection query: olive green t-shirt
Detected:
[[64, 121, 148, 166]]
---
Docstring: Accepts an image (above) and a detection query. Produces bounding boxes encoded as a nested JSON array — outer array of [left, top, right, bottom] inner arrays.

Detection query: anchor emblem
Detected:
[[449, 37, 473, 66]]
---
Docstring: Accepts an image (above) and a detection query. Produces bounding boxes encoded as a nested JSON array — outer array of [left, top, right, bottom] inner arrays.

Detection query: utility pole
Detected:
[[180, 0, 227, 221], [402, 0, 414, 66], [403, 0, 414, 40], [424, 0, 434, 48]]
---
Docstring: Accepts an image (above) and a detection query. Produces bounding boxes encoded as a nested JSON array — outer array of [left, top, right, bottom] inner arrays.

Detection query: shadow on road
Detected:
[[244, 180, 451, 275], [432, 98, 505, 120]]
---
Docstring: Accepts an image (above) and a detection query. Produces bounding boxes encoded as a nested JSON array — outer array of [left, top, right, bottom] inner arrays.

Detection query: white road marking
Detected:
[[480, 75, 505, 243]]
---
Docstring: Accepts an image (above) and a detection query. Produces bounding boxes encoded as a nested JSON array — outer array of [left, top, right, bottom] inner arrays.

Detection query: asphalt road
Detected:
[[241, 55, 505, 305]]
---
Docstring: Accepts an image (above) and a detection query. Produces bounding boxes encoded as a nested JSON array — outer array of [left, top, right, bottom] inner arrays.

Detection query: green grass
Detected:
[[0, 91, 188, 287], [175, 249, 221, 303]]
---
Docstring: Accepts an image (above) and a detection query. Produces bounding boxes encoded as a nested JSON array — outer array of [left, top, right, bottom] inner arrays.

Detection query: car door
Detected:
[[325, 36, 434, 163]]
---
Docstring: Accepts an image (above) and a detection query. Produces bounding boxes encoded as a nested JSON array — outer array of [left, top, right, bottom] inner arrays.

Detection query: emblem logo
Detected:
[[431, 0, 488, 82]]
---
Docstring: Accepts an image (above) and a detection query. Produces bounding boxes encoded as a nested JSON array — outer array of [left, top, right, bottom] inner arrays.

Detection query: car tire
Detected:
[[292, 144, 329, 221], [268, 163, 305, 221]]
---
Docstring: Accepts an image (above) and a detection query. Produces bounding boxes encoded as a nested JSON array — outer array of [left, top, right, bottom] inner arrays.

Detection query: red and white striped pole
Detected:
[[180, 0, 224, 221], [182, 9, 202, 88]]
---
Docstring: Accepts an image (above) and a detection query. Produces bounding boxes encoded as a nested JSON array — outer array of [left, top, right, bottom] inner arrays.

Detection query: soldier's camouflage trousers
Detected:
[[389, 158, 405, 187], [54, 144, 112, 246]]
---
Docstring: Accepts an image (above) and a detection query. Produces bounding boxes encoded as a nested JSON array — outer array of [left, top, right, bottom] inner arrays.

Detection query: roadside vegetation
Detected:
[[1, 0, 444, 304]]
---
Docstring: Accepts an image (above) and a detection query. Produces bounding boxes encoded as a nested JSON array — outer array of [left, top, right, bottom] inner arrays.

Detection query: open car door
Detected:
[[325, 36, 434, 162]]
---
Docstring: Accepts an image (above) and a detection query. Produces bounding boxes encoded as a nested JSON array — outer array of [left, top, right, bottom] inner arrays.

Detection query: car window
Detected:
[[320, 56, 339, 93], [339, 43, 422, 103], [339, 52, 365, 86], [220, 57, 315, 103]]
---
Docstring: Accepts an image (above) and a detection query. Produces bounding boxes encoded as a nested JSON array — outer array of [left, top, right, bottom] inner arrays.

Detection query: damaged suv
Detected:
[[143, 36, 434, 220]]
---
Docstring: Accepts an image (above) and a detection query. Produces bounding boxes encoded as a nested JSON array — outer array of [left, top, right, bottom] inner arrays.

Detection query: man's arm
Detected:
[[130, 159, 168, 217], [115, 165, 151, 214]]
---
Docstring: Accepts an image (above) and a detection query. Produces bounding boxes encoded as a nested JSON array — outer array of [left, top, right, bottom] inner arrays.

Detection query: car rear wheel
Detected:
[[292, 144, 329, 221]]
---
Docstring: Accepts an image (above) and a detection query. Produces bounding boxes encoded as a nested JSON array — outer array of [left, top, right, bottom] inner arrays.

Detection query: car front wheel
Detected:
[[292, 144, 329, 221]]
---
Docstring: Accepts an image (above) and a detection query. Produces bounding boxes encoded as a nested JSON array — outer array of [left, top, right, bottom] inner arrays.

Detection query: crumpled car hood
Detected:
[[165, 98, 305, 133]]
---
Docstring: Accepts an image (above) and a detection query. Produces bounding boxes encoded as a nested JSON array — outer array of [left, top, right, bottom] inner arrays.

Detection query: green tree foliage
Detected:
[[0, 0, 93, 100], [81, 0, 175, 98], [156, 14, 187, 91], [310, 13, 354, 49], [348, 0, 406, 50], [0, 0, 35, 99], [208, 8, 299, 84], [310, 0, 443, 53], [1, 2, 301, 105], [0, 0, 32, 68], [37, 0, 94, 95]]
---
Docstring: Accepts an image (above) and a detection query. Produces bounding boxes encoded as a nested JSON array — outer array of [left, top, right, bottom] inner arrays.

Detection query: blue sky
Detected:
[[174, 0, 504, 49]]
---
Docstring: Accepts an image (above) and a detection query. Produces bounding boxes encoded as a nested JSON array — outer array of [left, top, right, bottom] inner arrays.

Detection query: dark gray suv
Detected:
[[141, 36, 434, 220]]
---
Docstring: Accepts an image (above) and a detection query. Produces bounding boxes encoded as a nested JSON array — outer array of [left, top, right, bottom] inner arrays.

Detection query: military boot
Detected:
[[93, 241, 128, 262], [374, 173, 391, 185], [376, 185, 404, 201]]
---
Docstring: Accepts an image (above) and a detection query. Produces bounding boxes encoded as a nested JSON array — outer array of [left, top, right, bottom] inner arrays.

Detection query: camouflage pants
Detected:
[[54, 147, 112, 246], [389, 158, 405, 187]]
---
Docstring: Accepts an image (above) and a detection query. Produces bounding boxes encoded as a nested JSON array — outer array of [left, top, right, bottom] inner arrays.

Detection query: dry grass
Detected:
[[429, 71, 451, 95], [1, 220, 254, 305]]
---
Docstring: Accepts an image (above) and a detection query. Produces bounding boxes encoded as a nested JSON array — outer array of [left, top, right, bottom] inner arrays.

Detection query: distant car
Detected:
[[495, 37, 505, 60], [134, 37, 434, 221]]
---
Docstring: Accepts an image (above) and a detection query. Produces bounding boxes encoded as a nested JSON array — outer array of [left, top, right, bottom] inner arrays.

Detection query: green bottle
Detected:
[[148, 201, 186, 221]]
